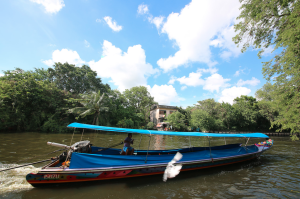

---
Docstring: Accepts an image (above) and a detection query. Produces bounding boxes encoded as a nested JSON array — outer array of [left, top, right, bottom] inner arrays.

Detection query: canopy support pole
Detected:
[[189, 136, 192, 151], [145, 135, 152, 163], [80, 129, 84, 141], [208, 137, 213, 162], [262, 141, 266, 152], [138, 134, 143, 150], [65, 128, 76, 163], [69, 128, 76, 146], [245, 138, 250, 152]]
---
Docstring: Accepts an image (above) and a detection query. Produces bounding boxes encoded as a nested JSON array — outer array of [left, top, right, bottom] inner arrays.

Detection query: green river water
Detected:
[[0, 131, 299, 199]]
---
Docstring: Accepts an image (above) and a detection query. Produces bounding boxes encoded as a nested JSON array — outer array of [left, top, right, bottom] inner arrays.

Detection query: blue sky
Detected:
[[0, 0, 275, 107]]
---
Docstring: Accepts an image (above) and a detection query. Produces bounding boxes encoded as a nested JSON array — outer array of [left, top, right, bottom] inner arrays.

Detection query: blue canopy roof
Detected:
[[67, 123, 269, 138]]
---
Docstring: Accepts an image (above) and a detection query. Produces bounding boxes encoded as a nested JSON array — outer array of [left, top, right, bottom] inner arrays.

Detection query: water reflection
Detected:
[[0, 132, 299, 198]]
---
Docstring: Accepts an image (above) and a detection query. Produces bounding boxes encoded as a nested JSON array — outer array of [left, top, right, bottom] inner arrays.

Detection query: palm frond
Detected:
[[79, 109, 95, 117], [67, 107, 87, 114]]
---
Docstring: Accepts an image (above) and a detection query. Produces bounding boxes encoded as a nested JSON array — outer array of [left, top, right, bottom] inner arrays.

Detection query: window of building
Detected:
[[170, 111, 173, 114], [159, 110, 166, 114]]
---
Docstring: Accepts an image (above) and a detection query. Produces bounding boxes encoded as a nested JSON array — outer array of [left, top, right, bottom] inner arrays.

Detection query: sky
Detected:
[[0, 0, 276, 108]]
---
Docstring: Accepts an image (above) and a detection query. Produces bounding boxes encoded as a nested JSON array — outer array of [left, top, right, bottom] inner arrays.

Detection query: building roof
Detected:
[[151, 104, 178, 110]]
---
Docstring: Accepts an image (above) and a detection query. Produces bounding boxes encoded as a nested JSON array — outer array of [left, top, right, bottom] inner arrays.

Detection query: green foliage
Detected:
[[166, 111, 186, 131], [219, 102, 236, 130], [0, 67, 156, 132], [117, 118, 134, 128], [67, 91, 109, 125], [255, 82, 275, 101], [48, 62, 110, 94], [123, 86, 157, 125], [234, 0, 300, 140], [0, 65, 289, 134], [146, 122, 155, 130], [232, 95, 260, 130], [177, 106, 192, 128], [195, 98, 221, 118], [0, 68, 74, 131], [190, 109, 217, 132]]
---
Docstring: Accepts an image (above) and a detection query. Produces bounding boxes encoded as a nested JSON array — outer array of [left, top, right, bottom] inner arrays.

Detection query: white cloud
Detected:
[[214, 25, 242, 61], [89, 40, 159, 91], [42, 59, 54, 66], [149, 16, 165, 29], [170, 67, 229, 92], [234, 66, 250, 77], [137, 4, 149, 15], [0, 74, 3, 77], [234, 68, 243, 77], [218, 86, 251, 104], [42, 49, 85, 66], [168, 75, 177, 84], [177, 70, 205, 86], [261, 46, 274, 56], [181, 86, 187, 90], [155, 0, 241, 72], [96, 19, 101, 23], [137, 4, 164, 30], [147, 84, 184, 105], [203, 74, 230, 92], [103, 16, 122, 32], [237, 77, 260, 86], [84, 40, 90, 48], [175, 67, 218, 86], [30, 0, 65, 14]]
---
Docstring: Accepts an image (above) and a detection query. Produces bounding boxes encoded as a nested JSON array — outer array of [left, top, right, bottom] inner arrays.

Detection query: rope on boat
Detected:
[[0, 158, 57, 172], [16, 148, 66, 164], [94, 141, 124, 153]]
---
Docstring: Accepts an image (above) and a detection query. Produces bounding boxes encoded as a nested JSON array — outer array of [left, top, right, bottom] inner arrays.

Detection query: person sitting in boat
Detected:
[[123, 133, 134, 155]]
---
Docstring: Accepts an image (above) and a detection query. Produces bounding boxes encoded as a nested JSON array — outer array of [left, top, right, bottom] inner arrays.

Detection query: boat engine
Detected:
[[71, 140, 92, 153], [47, 140, 92, 152], [47, 141, 92, 162]]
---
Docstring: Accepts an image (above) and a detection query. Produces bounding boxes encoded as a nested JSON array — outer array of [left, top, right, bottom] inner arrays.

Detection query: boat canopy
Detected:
[[67, 123, 269, 138]]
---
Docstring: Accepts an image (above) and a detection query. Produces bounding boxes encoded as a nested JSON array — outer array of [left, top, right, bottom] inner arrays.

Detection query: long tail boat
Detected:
[[26, 123, 273, 186]]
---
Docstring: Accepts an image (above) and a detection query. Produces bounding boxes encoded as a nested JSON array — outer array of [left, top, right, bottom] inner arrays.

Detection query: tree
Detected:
[[255, 82, 275, 101], [190, 109, 217, 132], [233, 0, 300, 140], [67, 91, 109, 125], [232, 96, 260, 131], [255, 83, 279, 129], [195, 99, 221, 118], [219, 102, 235, 130], [146, 122, 155, 129], [166, 111, 186, 131], [177, 106, 193, 128], [116, 117, 134, 128], [123, 86, 156, 125], [48, 62, 110, 94], [0, 68, 73, 131]]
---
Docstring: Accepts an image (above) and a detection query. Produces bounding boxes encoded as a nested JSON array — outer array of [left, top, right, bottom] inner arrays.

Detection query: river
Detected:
[[0, 131, 299, 198]]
